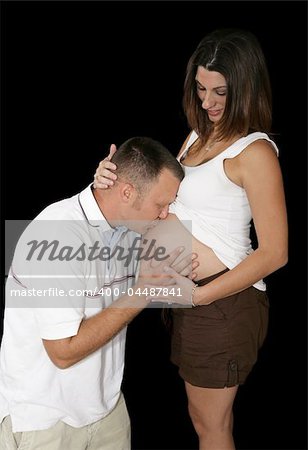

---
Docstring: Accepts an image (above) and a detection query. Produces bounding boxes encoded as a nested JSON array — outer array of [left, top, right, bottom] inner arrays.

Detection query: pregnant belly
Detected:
[[143, 213, 227, 280]]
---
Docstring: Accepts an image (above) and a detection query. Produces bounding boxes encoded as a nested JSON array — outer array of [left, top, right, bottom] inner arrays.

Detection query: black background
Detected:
[[1, 1, 307, 449]]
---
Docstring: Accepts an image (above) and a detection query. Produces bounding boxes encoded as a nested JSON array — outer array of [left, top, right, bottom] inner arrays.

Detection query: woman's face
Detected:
[[195, 66, 227, 123]]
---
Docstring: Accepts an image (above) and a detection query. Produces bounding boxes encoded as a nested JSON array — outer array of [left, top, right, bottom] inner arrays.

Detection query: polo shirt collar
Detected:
[[78, 183, 112, 233]]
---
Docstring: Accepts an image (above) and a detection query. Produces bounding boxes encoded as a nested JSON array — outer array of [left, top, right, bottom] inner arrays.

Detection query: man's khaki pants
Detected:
[[0, 393, 130, 450]]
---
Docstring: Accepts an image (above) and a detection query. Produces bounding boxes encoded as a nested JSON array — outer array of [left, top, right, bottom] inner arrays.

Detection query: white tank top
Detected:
[[169, 131, 279, 290]]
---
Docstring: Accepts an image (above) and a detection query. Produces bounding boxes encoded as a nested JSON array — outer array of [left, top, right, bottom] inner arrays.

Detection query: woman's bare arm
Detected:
[[192, 140, 288, 305]]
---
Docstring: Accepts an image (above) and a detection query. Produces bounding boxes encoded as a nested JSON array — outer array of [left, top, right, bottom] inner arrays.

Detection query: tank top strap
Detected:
[[178, 130, 199, 161], [220, 132, 279, 159]]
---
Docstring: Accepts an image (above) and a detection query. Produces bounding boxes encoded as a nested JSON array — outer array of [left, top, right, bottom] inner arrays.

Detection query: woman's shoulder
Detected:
[[230, 132, 279, 160], [241, 133, 279, 157], [237, 136, 281, 178]]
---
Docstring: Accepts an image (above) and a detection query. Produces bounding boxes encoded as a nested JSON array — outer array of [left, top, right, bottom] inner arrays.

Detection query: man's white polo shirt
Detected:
[[0, 184, 140, 432]]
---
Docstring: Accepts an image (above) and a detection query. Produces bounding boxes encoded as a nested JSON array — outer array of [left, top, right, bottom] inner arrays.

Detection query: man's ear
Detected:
[[119, 183, 137, 203]]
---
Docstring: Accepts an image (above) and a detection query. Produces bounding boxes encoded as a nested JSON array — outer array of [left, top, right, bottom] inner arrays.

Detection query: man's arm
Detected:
[[42, 285, 147, 369], [43, 245, 194, 369]]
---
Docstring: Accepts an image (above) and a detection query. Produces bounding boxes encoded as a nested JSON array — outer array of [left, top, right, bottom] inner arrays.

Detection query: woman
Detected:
[[93, 28, 288, 450]]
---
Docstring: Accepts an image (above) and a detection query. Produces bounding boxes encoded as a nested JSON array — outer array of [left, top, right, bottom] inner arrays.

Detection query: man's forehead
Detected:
[[151, 175, 180, 197]]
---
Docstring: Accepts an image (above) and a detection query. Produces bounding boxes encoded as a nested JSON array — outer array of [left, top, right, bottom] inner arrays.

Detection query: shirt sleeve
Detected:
[[11, 218, 89, 340]]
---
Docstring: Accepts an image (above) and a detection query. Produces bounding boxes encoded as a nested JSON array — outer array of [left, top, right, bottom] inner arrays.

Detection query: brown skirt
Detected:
[[169, 269, 269, 388]]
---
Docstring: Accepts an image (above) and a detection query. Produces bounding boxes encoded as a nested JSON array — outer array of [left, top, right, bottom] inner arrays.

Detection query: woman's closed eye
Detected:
[[196, 82, 205, 91], [216, 90, 227, 96]]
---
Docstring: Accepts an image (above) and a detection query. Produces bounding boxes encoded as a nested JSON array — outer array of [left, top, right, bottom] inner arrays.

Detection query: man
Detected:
[[0, 137, 194, 450]]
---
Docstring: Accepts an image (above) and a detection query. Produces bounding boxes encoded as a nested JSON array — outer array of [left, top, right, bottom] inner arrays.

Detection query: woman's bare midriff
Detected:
[[144, 213, 227, 280]]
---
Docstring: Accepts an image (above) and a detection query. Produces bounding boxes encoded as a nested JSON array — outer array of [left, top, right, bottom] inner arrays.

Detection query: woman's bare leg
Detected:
[[185, 381, 238, 450]]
